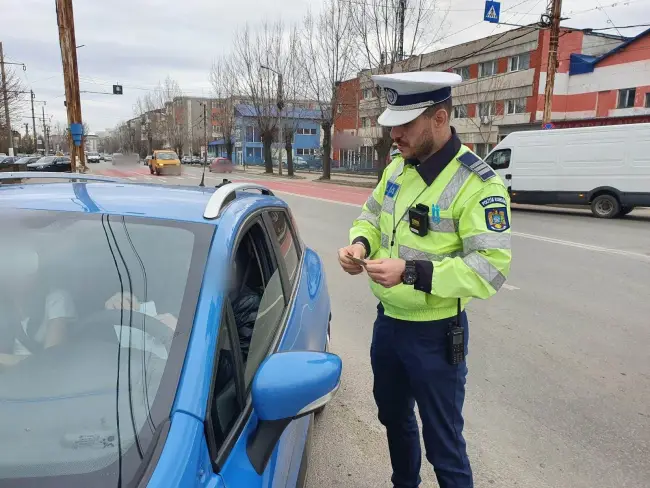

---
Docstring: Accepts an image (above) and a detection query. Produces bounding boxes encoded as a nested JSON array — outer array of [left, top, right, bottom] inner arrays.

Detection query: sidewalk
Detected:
[[234, 165, 378, 188]]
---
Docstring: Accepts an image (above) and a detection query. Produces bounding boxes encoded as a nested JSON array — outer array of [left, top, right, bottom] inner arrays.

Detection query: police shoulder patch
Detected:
[[485, 206, 510, 232], [457, 151, 496, 182], [480, 195, 507, 207]]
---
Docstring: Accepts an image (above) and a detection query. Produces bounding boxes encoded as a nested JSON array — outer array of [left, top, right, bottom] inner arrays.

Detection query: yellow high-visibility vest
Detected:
[[351, 145, 512, 321]]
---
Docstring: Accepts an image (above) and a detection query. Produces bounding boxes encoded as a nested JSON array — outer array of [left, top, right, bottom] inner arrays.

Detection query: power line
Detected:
[[593, 0, 624, 37]]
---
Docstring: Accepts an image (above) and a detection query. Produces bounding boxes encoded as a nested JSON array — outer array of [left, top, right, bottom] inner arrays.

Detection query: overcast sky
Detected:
[[3, 0, 648, 133]]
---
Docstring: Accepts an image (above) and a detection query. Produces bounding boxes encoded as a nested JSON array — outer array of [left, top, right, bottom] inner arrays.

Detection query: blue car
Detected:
[[0, 173, 340, 488]]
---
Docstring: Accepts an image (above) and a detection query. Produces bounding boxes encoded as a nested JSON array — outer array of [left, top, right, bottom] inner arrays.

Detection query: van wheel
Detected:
[[620, 206, 635, 216], [591, 194, 620, 219]]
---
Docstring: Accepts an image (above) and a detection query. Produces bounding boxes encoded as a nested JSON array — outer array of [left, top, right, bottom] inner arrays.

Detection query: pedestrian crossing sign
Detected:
[[484, 1, 500, 23]]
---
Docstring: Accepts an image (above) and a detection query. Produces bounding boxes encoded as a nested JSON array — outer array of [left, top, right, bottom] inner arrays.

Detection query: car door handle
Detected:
[[505, 174, 512, 180]]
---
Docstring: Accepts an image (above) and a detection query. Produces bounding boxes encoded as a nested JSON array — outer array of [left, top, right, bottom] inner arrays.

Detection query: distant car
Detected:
[[191, 156, 202, 165], [209, 157, 234, 173], [26, 156, 71, 172], [149, 150, 181, 175], [14, 156, 40, 168], [87, 152, 101, 163], [0, 156, 18, 166], [181, 155, 192, 165], [104, 154, 113, 162]]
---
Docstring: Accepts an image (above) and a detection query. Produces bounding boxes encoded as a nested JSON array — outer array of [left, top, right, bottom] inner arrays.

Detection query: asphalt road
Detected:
[[96, 162, 650, 488]]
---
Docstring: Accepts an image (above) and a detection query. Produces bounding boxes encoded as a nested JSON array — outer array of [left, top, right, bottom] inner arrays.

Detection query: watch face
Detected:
[[404, 269, 417, 285]]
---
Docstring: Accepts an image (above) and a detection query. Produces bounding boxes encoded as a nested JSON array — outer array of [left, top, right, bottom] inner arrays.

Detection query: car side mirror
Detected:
[[247, 351, 342, 474]]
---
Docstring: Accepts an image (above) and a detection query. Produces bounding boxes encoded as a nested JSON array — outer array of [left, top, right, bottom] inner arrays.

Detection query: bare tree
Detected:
[[210, 55, 238, 161], [455, 74, 510, 156], [300, 0, 356, 180], [349, 0, 447, 179], [0, 67, 27, 153], [232, 22, 289, 174]]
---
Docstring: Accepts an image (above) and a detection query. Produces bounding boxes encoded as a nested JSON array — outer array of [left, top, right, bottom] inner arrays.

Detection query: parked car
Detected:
[[26, 156, 71, 172], [13, 156, 41, 169], [209, 157, 234, 173], [191, 156, 202, 165], [104, 154, 113, 162], [149, 150, 181, 176], [143, 155, 152, 166], [87, 152, 101, 163], [0, 175, 339, 488], [0, 156, 18, 166]]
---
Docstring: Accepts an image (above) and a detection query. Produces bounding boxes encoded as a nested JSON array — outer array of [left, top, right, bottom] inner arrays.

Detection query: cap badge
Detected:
[[385, 88, 398, 105]]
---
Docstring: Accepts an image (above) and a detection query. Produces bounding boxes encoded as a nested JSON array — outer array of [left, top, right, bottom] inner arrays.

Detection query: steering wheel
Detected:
[[74, 309, 175, 351]]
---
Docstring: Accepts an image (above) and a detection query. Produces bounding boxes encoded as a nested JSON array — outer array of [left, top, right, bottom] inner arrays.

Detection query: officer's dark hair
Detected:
[[422, 97, 453, 121]]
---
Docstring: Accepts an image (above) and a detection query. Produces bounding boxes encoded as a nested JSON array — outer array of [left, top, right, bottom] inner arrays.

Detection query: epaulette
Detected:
[[457, 151, 496, 182]]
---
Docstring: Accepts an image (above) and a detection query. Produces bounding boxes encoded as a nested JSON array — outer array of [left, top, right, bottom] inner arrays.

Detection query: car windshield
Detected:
[[36, 156, 56, 164], [156, 152, 177, 160], [0, 209, 212, 487]]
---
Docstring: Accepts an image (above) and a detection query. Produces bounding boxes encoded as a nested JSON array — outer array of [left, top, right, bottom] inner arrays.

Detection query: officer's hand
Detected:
[[365, 258, 406, 288], [338, 243, 366, 275]]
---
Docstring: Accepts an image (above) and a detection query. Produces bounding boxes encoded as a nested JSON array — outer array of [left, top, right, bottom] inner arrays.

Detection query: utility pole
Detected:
[[0, 42, 14, 156], [199, 102, 207, 187], [397, 0, 406, 61], [42, 104, 49, 154], [56, 0, 85, 172], [30, 90, 37, 152], [542, 0, 562, 124]]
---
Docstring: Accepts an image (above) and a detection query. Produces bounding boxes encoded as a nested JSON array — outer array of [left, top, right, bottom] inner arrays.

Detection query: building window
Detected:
[[508, 53, 530, 72], [478, 60, 497, 78], [245, 126, 261, 142], [363, 88, 374, 100], [361, 117, 371, 128], [296, 127, 317, 135], [360, 146, 375, 169], [506, 98, 527, 115], [453, 105, 468, 118], [475, 143, 495, 158], [337, 104, 342, 113], [478, 102, 495, 117], [646, 93, 650, 108], [296, 148, 316, 156], [453, 66, 470, 81], [618, 88, 636, 109]]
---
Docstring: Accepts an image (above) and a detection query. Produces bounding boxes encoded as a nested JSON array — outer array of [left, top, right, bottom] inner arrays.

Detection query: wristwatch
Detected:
[[402, 260, 417, 285]]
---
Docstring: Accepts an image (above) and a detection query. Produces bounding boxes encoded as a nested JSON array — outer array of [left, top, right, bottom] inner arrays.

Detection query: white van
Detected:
[[485, 123, 650, 218]]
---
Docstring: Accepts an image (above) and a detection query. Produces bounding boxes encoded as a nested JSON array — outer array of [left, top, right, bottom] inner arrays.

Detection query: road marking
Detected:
[[502, 284, 520, 290], [513, 232, 650, 261]]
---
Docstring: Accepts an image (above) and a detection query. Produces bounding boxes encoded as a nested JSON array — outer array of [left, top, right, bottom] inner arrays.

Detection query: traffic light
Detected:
[[113, 84, 123, 95]]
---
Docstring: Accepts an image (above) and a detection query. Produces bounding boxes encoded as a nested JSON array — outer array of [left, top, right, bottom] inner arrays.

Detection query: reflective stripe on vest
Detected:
[[357, 194, 383, 227]]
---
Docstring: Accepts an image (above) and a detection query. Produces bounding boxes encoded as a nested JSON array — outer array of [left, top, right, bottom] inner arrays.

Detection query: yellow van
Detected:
[[149, 150, 181, 176]]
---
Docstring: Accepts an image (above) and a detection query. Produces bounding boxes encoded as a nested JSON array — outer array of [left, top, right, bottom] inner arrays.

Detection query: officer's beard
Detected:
[[412, 129, 436, 162]]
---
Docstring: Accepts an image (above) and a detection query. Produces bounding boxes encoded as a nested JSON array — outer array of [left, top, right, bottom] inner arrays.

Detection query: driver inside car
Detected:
[[0, 246, 76, 367]]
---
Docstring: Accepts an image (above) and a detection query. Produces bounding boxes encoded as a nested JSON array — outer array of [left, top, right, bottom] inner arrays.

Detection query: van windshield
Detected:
[[156, 152, 178, 160]]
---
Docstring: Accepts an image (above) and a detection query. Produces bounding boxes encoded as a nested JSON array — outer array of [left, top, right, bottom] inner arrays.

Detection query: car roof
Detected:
[[0, 181, 285, 224]]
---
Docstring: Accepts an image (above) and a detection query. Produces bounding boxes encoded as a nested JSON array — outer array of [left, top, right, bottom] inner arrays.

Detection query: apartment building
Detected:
[[336, 25, 649, 161]]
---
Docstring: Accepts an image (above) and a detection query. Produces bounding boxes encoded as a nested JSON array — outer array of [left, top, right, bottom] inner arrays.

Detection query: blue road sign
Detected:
[[484, 1, 501, 23], [543, 123, 555, 130]]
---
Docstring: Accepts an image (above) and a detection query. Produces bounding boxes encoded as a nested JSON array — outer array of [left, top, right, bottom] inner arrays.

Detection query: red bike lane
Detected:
[[96, 166, 371, 207]]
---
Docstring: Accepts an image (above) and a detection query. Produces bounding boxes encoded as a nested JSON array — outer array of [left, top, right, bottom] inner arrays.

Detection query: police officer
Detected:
[[337, 71, 512, 488]]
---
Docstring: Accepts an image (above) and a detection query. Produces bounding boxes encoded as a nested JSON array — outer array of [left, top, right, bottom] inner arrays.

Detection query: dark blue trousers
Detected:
[[370, 305, 473, 488]]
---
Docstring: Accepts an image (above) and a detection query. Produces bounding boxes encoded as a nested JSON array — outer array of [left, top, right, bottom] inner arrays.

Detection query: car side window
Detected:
[[229, 221, 287, 391], [267, 210, 300, 286], [485, 149, 511, 170], [207, 307, 244, 455]]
